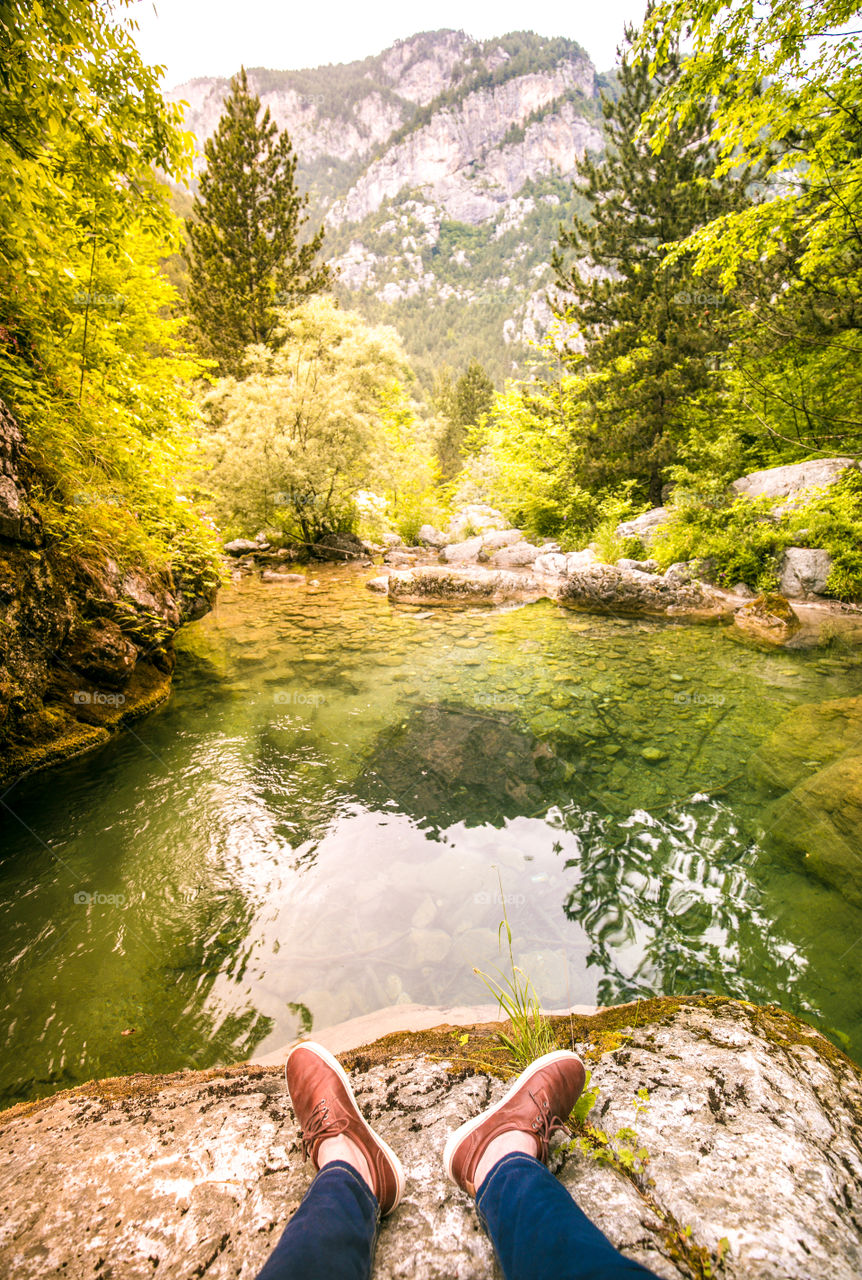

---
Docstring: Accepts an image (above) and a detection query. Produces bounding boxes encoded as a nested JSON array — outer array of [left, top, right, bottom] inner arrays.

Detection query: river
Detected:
[[1, 565, 860, 1107]]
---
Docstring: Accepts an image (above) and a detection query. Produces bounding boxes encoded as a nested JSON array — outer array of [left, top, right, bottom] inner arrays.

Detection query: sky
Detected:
[[127, 0, 649, 87]]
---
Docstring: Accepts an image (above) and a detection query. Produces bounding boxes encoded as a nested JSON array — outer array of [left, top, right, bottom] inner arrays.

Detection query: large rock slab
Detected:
[[486, 540, 541, 568], [447, 504, 509, 538], [748, 695, 862, 793], [779, 546, 833, 597], [383, 562, 728, 618], [761, 755, 862, 905], [733, 458, 855, 502], [615, 507, 670, 547], [1, 997, 861, 1279], [386, 565, 543, 604], [556, 563, 724, 617], [440, 534, 486, 563]]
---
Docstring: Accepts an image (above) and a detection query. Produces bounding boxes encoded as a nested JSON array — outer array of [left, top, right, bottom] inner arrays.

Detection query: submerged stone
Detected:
[[762, 755, 862, 906]]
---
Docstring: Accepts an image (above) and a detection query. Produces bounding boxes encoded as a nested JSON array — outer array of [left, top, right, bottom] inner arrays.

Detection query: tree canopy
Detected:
[[186, 68, 331, 376], [0, 0, 218, 580], [200, 298, 431, 543]]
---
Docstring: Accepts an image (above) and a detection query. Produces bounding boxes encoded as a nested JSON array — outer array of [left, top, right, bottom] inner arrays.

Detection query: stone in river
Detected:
[[3, 1000, 862, 1279], [761, 754, 862, 906], [642, 747, 667, 763], [405, 928, 451, 968], [411, 894, 437, 929]]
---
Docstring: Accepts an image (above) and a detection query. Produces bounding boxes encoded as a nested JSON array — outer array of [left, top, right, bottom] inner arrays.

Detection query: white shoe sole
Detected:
[[442, 1049, 585, 1186], [286, 1040, 407, 1212]]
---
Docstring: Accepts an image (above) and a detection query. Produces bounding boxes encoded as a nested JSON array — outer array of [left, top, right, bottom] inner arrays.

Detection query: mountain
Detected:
[[169, 30, 612, 385]]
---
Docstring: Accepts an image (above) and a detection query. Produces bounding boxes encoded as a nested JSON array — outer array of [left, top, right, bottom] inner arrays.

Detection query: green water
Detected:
[[1, 566, 861, 1107]]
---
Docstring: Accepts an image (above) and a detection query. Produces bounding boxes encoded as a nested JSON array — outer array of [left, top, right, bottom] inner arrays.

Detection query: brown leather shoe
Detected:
[[444, 1049, 585, 1196], [285, 1040, 405, 1216]]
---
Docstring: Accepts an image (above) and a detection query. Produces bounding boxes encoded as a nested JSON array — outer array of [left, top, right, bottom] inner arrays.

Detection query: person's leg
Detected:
[[444, 1050, 660, 1280], [255, 1159, 378, 1280], [254, 1040, 405, 1280], [476, 1150, 659, 1280]]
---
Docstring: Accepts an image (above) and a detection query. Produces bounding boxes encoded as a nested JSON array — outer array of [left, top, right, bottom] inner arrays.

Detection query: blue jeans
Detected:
[[254, 1153, 659, 1279]]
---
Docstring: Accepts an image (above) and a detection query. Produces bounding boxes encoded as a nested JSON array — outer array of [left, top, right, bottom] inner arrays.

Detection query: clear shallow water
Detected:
[[1, 566, 862, 1107]]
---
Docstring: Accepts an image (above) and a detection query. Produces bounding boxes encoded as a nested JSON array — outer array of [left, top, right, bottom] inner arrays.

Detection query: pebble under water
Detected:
[[1, 566, 862, 1107]]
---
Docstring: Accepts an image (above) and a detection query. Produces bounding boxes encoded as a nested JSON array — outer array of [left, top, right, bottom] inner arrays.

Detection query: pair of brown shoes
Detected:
[[286, 1041, 586, 1216]]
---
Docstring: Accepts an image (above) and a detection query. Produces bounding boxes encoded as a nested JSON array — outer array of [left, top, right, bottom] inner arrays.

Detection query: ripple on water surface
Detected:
[[1, 567, 862, 1106]]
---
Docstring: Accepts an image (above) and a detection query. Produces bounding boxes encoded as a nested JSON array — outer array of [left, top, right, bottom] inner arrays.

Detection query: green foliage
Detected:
[[566, 1077, 651, 1176], [186, 67, 330, 376], [0, 0, 218, 583], [569, 1069, 600, 1125], [200, 298, 433, 544], [591, 486, 648, 564], [639, 0, 862, 457], [787, 472, 862, 601], [473, 876, 557, 1071], [469, 376, 595, 543], [551, 21, 754, 505], [433, 359, 495, 479], [652, 497, 786, 592], [651, 469, 862, 601]]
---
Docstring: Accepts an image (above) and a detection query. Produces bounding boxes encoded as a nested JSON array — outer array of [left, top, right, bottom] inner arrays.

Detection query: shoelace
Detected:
[[527, 1088, 564, 1160], [300, 1096, 350, 1162]]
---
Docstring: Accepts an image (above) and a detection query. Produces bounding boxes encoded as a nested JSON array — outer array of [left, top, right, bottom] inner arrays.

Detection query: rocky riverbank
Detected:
[[1, 995, 860, 1279], [0, 401, 217, 788]]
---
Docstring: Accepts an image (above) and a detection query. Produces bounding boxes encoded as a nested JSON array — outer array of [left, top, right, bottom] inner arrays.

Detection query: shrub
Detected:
[[651, 496, 787, 591], [787, 471, 862, 601]]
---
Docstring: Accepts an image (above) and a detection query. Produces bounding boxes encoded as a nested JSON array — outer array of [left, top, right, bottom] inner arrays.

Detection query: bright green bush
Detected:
[[651, 496, 788, 591], [787, 471, 862, 601], [651, 470, 862, 600]]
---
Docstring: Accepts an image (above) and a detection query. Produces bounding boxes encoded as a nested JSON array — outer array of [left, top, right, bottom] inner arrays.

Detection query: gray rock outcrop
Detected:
[[615, 507, 670, 547], [329, 64, 600, 227], [1, 996, 861, 1279], [556, 563, 723, 617], [486, 541, 541, 568], [0, 400, 217, 787], [386, 565, 543, 605], [779, 546, 833, 597], [380, 562, 726, 619], [732, 458, 855, 502], [440, 534, 486, 563]]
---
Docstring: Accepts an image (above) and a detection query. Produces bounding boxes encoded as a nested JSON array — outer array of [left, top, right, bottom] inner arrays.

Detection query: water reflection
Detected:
[[553, 798, 815, 1012], [356, 703, 572, 832], [2, 568, 862, 1108]]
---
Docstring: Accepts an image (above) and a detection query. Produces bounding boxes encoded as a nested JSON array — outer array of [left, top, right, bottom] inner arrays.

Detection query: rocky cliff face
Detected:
[[0, 401, 215, 787], [170, 31, 477, 168], [170, 30, 609, 381], [327, 63, 598, 226]]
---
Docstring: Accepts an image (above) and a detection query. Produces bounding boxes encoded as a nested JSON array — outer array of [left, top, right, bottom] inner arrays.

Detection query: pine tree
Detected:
[[434, 359, 495, 479], [551, 23, 753, 504], [186, 68, 330, 375]]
